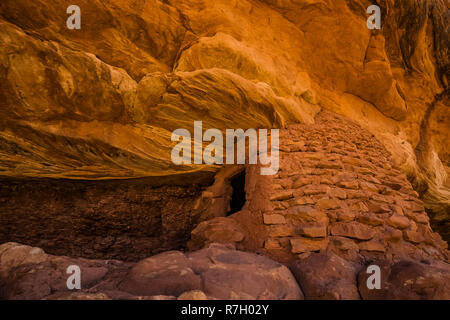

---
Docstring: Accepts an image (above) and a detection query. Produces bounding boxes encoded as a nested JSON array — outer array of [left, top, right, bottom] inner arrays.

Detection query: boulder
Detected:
[[118, 251, 202, 297], [330, 222, 376, 241]]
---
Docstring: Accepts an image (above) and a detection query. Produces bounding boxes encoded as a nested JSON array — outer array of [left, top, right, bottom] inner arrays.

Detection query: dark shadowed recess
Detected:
[[0, 171, 214, 261], [227, 170, 246, 215]]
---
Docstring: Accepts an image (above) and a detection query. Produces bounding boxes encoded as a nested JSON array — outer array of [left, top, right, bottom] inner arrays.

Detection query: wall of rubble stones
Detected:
[[193, 112, 448, 264]]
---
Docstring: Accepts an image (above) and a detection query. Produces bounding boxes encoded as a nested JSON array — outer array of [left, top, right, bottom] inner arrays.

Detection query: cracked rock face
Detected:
[[0, 0, 449, 300]]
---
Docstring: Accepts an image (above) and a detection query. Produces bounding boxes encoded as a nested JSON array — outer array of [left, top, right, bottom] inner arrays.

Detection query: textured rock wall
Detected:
[[0, 0, 448, 299]]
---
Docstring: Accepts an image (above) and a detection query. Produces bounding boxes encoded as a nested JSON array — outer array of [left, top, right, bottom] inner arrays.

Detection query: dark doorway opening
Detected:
[[227, 170, 246, 215]]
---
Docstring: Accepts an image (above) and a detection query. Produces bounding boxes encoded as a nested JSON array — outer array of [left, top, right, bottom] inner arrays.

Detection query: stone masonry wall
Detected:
[[226, 111, 449, 263]]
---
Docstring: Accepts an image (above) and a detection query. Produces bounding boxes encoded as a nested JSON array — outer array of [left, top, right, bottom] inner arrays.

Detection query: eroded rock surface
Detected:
[[0, 0, 449, 300], [1, 242, 449, 300], [0, 1, 448, 224], [358, 259, 450, 300], [0, 242, 303, 300]]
